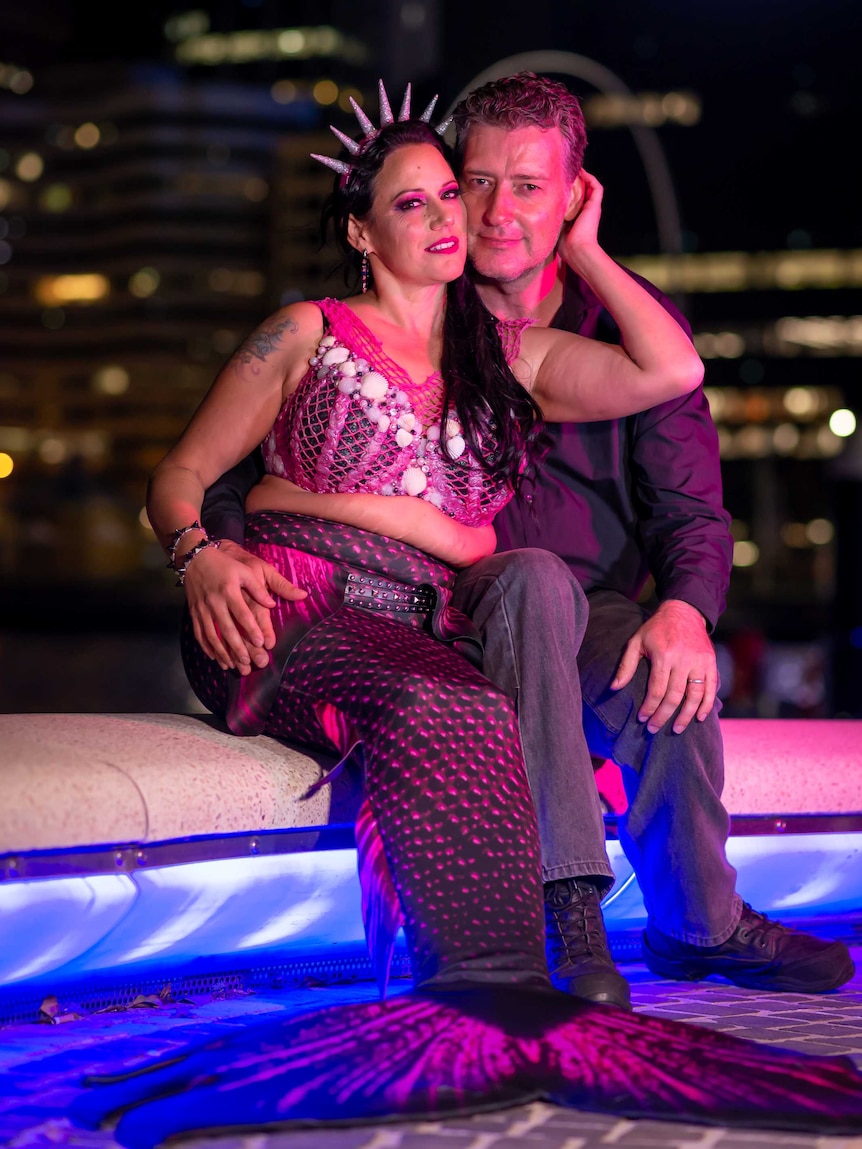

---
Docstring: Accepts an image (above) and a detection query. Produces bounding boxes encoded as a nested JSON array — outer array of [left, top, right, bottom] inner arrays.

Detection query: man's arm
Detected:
[[201, 450, 265, 542], [630, 385, 733, 633], [611, 383, 733, 733], [581, 271, 733, 731]]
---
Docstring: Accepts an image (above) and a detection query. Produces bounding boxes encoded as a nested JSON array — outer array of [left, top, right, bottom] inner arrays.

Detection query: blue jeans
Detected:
[[452, 550, 614, 892], [453, 556, 742, 945]]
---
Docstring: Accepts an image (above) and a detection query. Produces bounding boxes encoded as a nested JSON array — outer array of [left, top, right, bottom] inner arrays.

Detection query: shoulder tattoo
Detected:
[[234, 316, 299, 366]]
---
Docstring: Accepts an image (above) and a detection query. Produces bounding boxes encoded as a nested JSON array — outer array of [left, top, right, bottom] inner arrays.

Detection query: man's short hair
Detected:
[[452, 71, 586, 182]]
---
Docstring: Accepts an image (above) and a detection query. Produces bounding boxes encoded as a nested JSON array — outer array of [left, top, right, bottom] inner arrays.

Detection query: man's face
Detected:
[[459, 124, 582, 286]]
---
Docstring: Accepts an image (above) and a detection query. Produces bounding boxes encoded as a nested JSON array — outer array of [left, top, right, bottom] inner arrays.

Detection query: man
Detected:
[[201, 73, 853, 1009], [447, 71, 852, 1005]]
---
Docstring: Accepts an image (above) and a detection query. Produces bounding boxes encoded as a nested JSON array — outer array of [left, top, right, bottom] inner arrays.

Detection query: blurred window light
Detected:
[[243, 177, 269, 202], [129, 267, 160, 298], [0, 426, 29, 450], [743, 392, 771, 423], [0, 452, 13, 479], [829, 408, 857, 437], [79, 430, 109, 460], [278, 30, 306, 55], [92, 365, 130, 396], [15, 152, 43, 181], [780, 522, 810, 549], [0, 180, 11, 211], [733, 540, 760, 567], [716, 426, 734, 458], [271, 79, 297, 104], [36, 273, 109, 306], [229, 31, 272, 62], [734, 425, 771, 458], [74, 122, 101, 149], [773, 423, 801, 454], [139, 506, 153, 530], [313, 79, 339, 106], [775, 315, 862, 354], [38, 437, 67, 464], [175, 25, 360, 66], [624, 249, 862, 294], [694, 331, 745, 359], [703, 387, 724, 419], [584, 91, 701, 128], [816, 425, 844, 457], [39, 183, 73, 212], [313, 26, 340, 53], [807, 518, 834, 545], [2, 67, 34, 95], [783, 386, 819, 418]]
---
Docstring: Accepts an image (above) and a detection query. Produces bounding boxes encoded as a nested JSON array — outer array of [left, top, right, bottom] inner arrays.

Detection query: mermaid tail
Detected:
[[71, 986, 862, 1148], [356, 797, 405, 998]]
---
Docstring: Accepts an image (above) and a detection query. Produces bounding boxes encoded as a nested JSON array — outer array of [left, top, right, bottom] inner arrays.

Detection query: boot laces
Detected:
[[736, 903, 787, 947], [546, 879, 610, 961]]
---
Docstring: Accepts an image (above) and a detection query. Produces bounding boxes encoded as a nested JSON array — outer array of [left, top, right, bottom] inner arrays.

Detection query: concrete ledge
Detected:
[[1, 714, 860, 866], [0, 712, 357, 856], [719, 719, 862, 815]]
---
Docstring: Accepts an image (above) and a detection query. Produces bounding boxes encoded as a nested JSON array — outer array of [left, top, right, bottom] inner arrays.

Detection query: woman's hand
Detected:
[[183, 540, 307, 674], [557, 170, 604, 269]]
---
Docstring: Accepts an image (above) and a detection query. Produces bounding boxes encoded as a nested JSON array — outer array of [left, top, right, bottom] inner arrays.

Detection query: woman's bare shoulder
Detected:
[[231, 302, 325, 370]]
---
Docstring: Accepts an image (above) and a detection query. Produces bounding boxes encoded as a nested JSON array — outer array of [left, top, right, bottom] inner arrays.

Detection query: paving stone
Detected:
[[1, 948, 860, 1148]]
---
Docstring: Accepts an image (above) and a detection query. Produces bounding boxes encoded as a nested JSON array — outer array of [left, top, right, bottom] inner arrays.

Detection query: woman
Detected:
[[72, 91, 862, 1145]]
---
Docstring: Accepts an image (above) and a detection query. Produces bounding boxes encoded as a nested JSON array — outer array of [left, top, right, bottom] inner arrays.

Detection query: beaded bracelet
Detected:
[[173, 537, 222, 587]]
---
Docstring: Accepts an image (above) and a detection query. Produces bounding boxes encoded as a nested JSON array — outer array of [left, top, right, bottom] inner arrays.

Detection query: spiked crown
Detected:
[[311, 79, 452, 183]]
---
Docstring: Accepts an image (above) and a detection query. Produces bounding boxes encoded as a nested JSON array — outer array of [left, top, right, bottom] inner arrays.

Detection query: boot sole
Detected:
[[554, 970, 633, 1011], [642, 944, 856, 994]]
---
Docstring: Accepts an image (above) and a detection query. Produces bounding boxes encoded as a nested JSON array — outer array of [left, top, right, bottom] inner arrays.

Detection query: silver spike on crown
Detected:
[[349, 96, 376, 138], [310, 80, 451, 183], [419, 94, 438, 123], [378, 78, 394, 125], [309, 153, 354, 177], [398, 83, 412, 121], [329, 125, 361, 155]]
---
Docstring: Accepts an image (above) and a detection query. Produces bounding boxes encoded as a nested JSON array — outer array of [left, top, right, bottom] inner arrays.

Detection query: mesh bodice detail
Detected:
[[262, 298, 532, 529]]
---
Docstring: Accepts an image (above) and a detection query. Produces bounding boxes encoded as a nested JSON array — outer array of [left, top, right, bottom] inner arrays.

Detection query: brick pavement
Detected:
[[2, 947, 861, 1148]]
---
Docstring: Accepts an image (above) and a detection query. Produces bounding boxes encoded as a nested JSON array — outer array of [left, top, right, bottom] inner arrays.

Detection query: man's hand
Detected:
[[183, 539, 306, 674], [610, 599, 718, 734]]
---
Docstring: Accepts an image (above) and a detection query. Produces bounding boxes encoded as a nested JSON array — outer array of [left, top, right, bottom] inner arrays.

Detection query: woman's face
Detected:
[[351, 143, 467, 288]]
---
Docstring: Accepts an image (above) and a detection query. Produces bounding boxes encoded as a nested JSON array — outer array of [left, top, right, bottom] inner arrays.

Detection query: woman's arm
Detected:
[[246, 476, 497, 567], [146, 303, 322, 672], [515, 173, 704, 422]]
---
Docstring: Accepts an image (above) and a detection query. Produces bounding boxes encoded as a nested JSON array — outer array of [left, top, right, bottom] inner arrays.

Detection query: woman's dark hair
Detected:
[[320, 119, 548, 493]]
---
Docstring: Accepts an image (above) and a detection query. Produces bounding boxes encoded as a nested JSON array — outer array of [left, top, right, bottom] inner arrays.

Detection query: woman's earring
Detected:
[[361, 249, 370, 293]]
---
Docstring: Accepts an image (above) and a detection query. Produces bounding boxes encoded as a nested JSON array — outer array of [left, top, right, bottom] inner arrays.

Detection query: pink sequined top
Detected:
[[261, 298, 532, 529]]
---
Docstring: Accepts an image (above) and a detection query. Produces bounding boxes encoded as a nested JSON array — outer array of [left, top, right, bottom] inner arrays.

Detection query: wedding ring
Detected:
[[687, 678, 705, 684]]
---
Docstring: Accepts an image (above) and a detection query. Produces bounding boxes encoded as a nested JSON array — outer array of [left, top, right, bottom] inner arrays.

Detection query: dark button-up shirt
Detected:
[[495, 269, 733, 631]]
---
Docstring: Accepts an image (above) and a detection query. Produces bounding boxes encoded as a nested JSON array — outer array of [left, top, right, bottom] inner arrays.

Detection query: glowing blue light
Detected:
[[2, 835, 860, 994]]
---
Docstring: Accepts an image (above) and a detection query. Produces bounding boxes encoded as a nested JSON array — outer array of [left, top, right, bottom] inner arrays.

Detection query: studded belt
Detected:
[[344, 572, 436, 615]]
